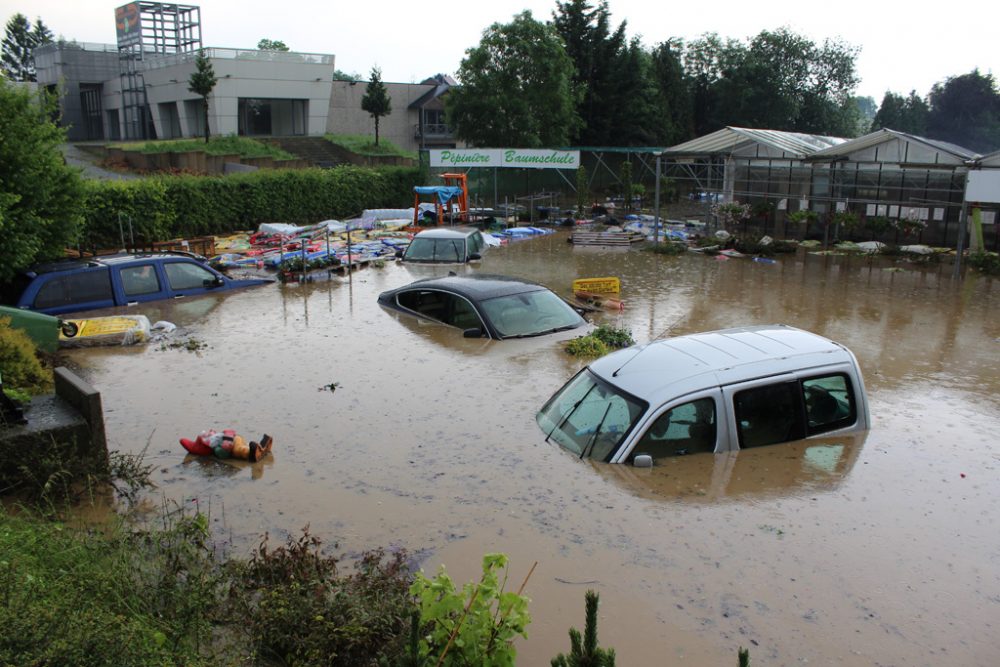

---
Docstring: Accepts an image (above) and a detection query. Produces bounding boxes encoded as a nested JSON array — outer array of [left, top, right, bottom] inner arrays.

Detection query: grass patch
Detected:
[[111, 136, 294, 159], [325, 133, 417, 159]]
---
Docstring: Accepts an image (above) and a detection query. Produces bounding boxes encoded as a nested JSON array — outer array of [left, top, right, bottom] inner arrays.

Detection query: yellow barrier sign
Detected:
[[572, 277, 620, 294]]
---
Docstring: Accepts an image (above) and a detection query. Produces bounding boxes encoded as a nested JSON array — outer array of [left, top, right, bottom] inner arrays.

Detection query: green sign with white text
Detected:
[[430, 149, 580, 170]]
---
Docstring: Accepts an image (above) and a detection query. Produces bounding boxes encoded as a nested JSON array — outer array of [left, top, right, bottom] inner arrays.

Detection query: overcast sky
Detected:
[[4, 0, 996, 101]]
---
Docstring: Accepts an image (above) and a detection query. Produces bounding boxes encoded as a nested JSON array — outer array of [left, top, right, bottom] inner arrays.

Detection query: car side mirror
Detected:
[[463, 327, 484, 338], [633, 454, 653, 468], [395, 250, 404, 259], [204, 275, 225, 288], [468, 252, 482, 261]]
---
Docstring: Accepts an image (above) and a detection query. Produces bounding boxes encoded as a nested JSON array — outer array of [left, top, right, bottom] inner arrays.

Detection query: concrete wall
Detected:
[[327, 80, 463, 153], [35, 43, 121, 141]]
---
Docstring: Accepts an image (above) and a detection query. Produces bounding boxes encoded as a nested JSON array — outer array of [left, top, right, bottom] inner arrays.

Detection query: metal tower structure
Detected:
[[115, 3, 202, 140]]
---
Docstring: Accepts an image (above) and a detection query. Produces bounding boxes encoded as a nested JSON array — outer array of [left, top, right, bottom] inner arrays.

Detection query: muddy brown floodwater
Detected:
[[66, 232, 999, 666]]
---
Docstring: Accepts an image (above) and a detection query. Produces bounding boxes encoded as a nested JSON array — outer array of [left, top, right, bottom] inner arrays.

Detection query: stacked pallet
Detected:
[[570, 230, 646, 246]]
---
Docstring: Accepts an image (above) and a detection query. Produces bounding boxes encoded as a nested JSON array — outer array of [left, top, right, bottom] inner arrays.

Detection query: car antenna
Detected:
[[611, 346, 645, 377], [613, 313, 682, 377]]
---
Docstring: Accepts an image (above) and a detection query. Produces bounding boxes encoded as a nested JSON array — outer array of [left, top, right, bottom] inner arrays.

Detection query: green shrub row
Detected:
[[80, 166, 420, 249]]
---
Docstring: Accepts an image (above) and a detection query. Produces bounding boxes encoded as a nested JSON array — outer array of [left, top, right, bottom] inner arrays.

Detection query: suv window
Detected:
[[631, 397, 717, 460], [803, 374, 856, 434], [165, 261, 217, 290], [734, 382, 806, 449], [121, 264, 161, 296], [33, 269, 113, 310]]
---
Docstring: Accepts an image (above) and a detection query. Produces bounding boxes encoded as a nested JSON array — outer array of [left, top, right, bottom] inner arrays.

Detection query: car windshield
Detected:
[[536, 369, 647, 461], [404, 238, 464, 262], [478, 290, 584, 338]]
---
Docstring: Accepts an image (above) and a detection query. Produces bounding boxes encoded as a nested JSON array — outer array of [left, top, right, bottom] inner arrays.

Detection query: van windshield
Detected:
[[537, 369, 646, 461], [404, 238, 464, 262]]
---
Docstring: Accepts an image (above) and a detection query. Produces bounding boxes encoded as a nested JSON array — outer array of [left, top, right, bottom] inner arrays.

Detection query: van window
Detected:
[[121, 264, 161, 296], [631, 397, 717, 461], [734, 382, 806, 449], [165, 262, 217, 290], [405, 238, 463, 262], [33, 269, 113, 310], [803, 374, 855, 434], [468, 232, 483, 254]]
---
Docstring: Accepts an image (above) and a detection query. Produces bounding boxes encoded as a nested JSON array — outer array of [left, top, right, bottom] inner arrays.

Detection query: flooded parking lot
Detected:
[[68, 232, 999, 665]]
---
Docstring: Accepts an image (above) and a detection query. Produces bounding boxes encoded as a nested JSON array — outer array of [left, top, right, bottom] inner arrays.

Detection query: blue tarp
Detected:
[[414, 186, 464, 206]]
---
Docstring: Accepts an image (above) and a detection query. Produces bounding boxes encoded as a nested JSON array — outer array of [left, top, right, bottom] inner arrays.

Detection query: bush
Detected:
[[592, 324, 634, 349], [566, 335, 610, 358], [0, 83, 85, 281], [227, 528, 413, 666], [410, 553, 531, 666], [79, 166, 420, 249], [967, 251, 1000, 275], [644, 241, 687, 255], [0, 317, 52, 394]]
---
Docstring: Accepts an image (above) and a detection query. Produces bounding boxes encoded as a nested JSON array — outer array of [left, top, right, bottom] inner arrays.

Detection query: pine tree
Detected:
[[361, 66, 391, 146], [2, 14, 52, 82], [187, 52, 217, 143]]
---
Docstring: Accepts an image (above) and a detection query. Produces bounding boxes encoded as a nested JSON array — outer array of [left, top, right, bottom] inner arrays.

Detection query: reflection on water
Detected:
[[593, 434, 866, 503], [64, 232, 1000, 666]]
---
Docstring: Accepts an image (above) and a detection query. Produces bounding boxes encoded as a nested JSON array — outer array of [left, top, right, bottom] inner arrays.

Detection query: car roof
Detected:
[[27, 252, 203, 276], [590, 325, 857, 405], [382, 274, 549, 301], [411, 227, 480, 239]]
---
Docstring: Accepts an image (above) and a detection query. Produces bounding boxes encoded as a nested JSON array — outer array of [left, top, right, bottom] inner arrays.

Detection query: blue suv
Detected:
[[6, 253, 271, 316]]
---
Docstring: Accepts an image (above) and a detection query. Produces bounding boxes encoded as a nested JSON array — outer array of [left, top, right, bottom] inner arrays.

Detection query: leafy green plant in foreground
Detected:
[[410, 553, 532, 666]]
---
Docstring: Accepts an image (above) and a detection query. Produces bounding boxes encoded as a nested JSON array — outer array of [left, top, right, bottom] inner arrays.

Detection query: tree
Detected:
[[256, 38, 289, 51], [682, 28, 860, 137], [448, 10, 580, 147], [0, 82, 84, 281], [361, 66, 391, 146], [927, 69, 1000, 153], [2, 13, 52, 82], [871, 90, 929, 136], [552, 0, 627, 145], [650, 40, 694, 144], [187, 51, 217, 144]]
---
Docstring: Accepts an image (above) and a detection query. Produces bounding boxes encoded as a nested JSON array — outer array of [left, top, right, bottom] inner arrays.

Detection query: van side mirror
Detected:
[[633, 454, 653, 468]]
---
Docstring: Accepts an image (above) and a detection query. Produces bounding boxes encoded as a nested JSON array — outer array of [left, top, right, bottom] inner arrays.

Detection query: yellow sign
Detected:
[[572, 277, 620, 294]]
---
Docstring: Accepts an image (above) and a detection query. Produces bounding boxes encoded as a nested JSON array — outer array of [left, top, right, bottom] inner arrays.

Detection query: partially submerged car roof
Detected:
[[590, 325, 860, 407], [380, 274, 550, 302], [24, 251, 208, 276], [411, 226, 480, 239]]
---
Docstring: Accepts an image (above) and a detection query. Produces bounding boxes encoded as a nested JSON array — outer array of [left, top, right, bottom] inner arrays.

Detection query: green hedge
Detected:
[[80, 166, 420, 249]]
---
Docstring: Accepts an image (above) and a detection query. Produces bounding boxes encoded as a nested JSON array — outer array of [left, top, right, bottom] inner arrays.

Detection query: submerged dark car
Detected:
[[377, 274, 586, 339], [5, 252, 272, 316]]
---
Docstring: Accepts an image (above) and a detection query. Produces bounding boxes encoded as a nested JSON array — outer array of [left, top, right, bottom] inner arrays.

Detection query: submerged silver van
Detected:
[[537, 325, 870, 465]]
